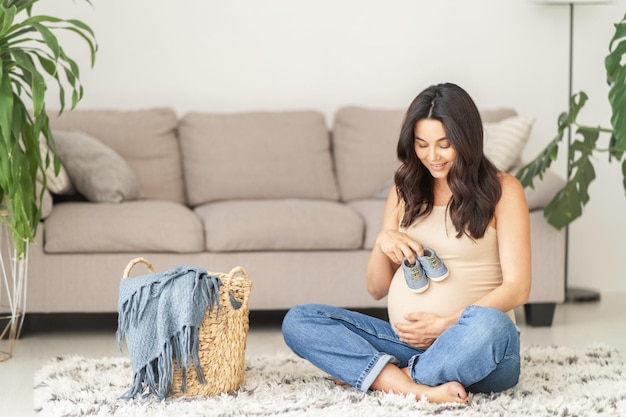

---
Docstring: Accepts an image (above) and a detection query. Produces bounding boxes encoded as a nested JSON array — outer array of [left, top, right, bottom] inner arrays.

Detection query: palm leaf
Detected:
[[0, 0, 96, 258]]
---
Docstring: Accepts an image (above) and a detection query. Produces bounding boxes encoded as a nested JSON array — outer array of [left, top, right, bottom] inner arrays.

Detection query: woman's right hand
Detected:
[[375, 229, 424, 265], [366, 185, 421, 300]]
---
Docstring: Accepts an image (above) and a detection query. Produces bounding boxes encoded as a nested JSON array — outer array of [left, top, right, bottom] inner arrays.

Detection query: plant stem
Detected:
[[573, 123, 613, 134]]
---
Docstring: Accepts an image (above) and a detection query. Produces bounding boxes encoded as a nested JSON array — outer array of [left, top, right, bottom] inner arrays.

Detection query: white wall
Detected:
[[38, 0, 625, 294]]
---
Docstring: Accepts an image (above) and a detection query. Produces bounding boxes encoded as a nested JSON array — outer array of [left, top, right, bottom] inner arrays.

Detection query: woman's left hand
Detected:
[[394, 312, 451, 349]]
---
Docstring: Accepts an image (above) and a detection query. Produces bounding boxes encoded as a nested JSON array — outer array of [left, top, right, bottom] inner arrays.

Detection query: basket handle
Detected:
[[224, 266, 252, 310], [227, 266, 249, 281], [122, 257, 156, 280]]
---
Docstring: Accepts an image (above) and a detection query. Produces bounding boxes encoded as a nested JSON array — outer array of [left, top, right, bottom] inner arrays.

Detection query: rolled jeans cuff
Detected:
[[359, 353, 399, 392]]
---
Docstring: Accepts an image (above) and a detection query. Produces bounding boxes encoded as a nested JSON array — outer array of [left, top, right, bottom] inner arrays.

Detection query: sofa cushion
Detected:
[[194, 199, 364, 252], [333, 107, 404, 202], [179, 111, 340, 206], [47, 108, 185, 204], [333, 107, 524, 201], [44, 201, 204, 253], [53, 130, 142, 203], [347, 199, 386, 250], [479, 108, 518, 123]]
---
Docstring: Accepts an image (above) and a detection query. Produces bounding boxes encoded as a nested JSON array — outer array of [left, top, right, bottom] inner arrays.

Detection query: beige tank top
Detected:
[[387, 206, 515, 325]]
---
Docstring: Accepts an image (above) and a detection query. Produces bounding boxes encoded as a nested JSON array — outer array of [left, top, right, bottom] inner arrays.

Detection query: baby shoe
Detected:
[[402, 257, 429, 293], [418, 248, 449, 282]]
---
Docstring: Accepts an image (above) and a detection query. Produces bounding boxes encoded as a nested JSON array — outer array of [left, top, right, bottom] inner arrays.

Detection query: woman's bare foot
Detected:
[[371, 364, 469, 405], [334, 378, 348, 387], [419, 381, 469, 404]]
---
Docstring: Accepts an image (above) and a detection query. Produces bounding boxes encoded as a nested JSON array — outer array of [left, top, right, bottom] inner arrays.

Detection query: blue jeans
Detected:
[[282, 304, 520, 393]]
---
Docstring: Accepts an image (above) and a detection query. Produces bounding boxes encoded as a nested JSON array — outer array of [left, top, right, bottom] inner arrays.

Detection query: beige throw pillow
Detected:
[[483, 116, 535, 172], [53, 130, 142, 203]]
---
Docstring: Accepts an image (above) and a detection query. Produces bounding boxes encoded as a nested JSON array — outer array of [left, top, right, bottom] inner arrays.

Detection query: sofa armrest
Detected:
[[510, 165, 566, 211]]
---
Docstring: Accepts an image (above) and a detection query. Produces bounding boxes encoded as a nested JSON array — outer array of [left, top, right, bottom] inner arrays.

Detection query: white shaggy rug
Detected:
[[34, 344, 626, 417]]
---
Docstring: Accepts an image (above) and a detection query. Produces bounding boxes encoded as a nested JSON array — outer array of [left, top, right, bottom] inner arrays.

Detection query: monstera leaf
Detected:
[[516, 93, 588, 190], [516, 11, 626, 230], [606, 13, 626, 154]]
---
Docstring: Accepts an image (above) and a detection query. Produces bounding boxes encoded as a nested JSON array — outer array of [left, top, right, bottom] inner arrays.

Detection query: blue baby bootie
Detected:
[[419, 248, 449, 282], [402, 257, 429, 293]]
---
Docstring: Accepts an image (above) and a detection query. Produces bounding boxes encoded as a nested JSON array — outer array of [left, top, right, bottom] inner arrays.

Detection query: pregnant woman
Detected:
[[282, 82, 531, 405]]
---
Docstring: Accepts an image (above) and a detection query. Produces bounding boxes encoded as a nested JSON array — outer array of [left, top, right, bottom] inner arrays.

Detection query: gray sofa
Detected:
[[29, 106, 565, 326]]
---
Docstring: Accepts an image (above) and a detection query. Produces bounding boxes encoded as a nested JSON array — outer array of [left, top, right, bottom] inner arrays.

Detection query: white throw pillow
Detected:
[[483, 116, 535, 172], [38, 136, 75, 195], [53, 130, 143, 203]]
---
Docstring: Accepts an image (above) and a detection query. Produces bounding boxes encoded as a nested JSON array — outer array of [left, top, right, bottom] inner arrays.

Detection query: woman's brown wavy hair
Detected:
[[394, 82, 501, 240]]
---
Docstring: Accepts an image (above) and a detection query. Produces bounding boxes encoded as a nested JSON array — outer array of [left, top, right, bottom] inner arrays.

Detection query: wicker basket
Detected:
[[122, 257, 253, 397]]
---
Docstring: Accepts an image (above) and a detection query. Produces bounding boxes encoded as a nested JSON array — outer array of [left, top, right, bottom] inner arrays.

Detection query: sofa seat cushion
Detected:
[[179, 111, 340, 206], [347, 199, 386, 250], [195, 199, 364, 252], [44, 201, 204, 253]]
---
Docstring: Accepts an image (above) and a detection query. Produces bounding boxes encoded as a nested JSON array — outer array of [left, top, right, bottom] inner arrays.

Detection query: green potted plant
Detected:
[[0, 0, 97, 258], [516, 11, 626, 230]]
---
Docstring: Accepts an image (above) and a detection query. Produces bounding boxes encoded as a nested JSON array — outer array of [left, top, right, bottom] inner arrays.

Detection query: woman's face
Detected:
[[413, 118, 457, 180]]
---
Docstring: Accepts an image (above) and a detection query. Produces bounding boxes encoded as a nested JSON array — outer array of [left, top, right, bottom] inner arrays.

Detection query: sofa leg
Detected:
[[523, 303, 556, 327]]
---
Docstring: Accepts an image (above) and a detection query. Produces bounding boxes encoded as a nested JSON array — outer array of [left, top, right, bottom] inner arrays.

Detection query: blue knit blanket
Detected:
[[116, 264, 222, 399]]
